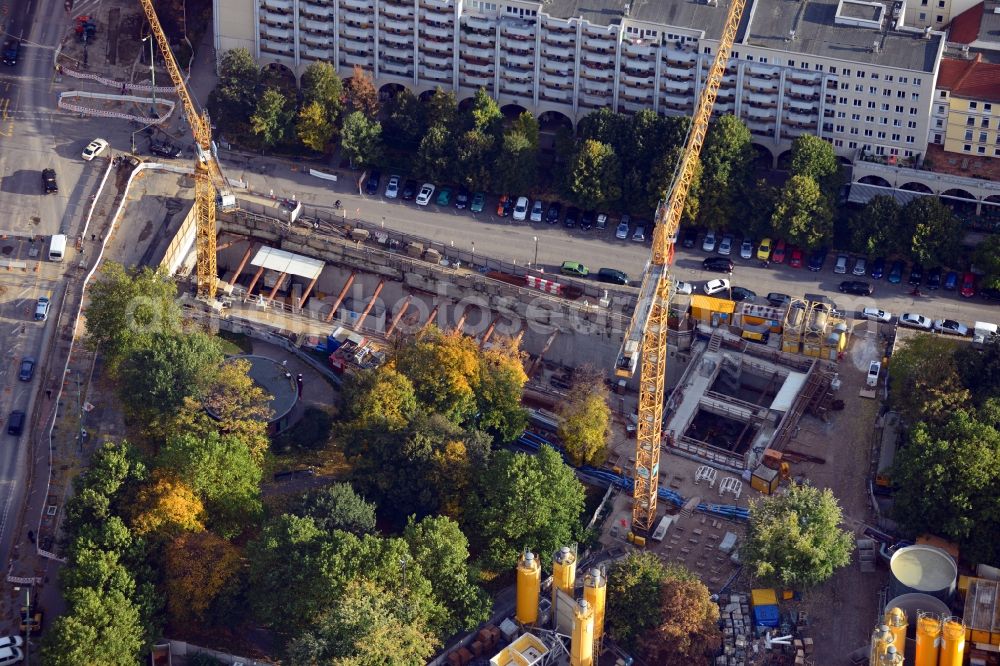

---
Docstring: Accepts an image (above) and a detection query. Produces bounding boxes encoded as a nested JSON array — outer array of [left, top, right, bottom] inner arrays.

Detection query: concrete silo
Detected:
[[570, 599, 594, 666], [915, 612, 942, 666], [515, 551, 541, 625], [938, 616, 965, 666]]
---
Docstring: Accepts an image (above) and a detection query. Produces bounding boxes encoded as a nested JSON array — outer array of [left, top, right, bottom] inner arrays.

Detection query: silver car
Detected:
[[899, 313, 932, 330], [384, 174, 400, 198], [834, 254, 849, 274], [718, 234, 733, 256], [853, 257, 867, 276], [530, 200, 544, 222]]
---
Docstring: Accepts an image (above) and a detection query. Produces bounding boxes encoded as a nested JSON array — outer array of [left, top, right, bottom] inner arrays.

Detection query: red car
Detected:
[[771, 239, 787, 264], [788, 247, 804, 268], [496, 194, 510, 217], [960, 272, 976, 298]]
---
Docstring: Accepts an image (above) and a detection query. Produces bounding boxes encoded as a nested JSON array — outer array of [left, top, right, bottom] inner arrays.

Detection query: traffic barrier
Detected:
[[525, 275, 562, 295]]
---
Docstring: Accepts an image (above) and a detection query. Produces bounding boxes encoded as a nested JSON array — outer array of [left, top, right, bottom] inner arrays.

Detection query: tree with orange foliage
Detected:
[[636, 576, 722, 665], [393, 327, 481, 424], [163, 531, 241, 626], [347, 65, 379, 119], [130, 473, 205, 537]]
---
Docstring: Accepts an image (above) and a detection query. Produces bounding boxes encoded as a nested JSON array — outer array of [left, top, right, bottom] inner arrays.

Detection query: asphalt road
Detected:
[[218, 158, 1000, 331]]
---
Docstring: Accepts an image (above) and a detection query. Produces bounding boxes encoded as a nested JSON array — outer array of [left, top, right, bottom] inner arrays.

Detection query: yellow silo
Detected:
[[552, 546, 577, 606], [879, 645, 904, 665], [939, 616, 965, 666], [570, 599, 595, 666], [515, 551, 541, 625], [885, 607, 908, 658], [870, 624, 894, 664], [583, 567, 607, 643], [915, 612, 942, 666]]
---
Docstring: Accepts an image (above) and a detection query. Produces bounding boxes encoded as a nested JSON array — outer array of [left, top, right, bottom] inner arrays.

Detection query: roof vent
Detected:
[[872, 40, 880, 52], [623, 2, 630, 14], [924, 25, 932, 38]]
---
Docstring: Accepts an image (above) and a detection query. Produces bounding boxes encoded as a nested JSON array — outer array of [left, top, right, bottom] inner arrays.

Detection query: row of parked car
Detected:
[[693, 229, 998, 301], [366, 172, 653, 241]]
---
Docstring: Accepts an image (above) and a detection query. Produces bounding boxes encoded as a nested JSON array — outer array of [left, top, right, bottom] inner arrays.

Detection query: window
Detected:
[[747, 54, 754, 61], [881, 103, 890, 111], [787, 59, 795, 67], [966, 130, 974, 140], [893, 119, 901, 126], [834, 139, 843, 147], [760, 57, 768, 63], [970, 101, 978, 109], [978, 146, 986, 154], [880, 117, 888, 125], [995, 149, 1000, 156], [877, 131, 887, 139], [908, 121, 917, 128], [914, 78, 922, 85], [836, 124, 845, 132], [850, 127, 859, 135], [964, 144, 972, 152], [830, 67, 837, 74], [967, 117, 976, 126], [891, 133, 901, 141], [985, 103, 992, 112], [900, 77, 908, 83], [911, 93, 919, 101], [895, 105, 904, 113], [704, 46, 712, 54], [919, 11, 927, 19], [939, 91, 947, 98], [864, 129, 873, 136], [910, 107, 918, 115], [815, 64, 823, 71], [937, 0, 944, 7], [980, 132, 988, 142], [886, 75, 893, 82], [935, 119, 944, 128], [937, 104, 946, 113], [844, 69, 852, 77], [839, 96, 848, 104], [983, 118, 991, 128], [884, 88, 893, 97], [872, 73, 879, 80], [934, 133, 942, 143], [849, 141, 858, 148], [837, 111, 846, 118], [851, 113, 861, 120], [869, 86, 878, 94], [936, 15, 943, 22], [855, 84, 864, 92], [840, 82, 849, 90], [858, 71, 866, 78], [897, 91, 906, 98], [854, 99, 862, 107], [868, 101, 876, 108]]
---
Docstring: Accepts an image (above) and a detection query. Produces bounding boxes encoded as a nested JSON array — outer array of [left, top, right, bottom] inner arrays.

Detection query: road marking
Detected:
[[0, 96, 11, 137]]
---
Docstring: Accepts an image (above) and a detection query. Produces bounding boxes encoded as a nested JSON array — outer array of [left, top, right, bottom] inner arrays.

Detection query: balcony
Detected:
[[500, 79, 531, 96], [382, 61, 414, 77], [301, 0, 334, 8], [462, 58, 493, 73], [581, 51, 613, 67], [341, 43, 372, 56], [581, 66, 613, 83], [421, 38, 452, 53], [261, 42, 294, 57], [421, 23, 452, 39], [541, 61, 570, 75], [501, 19, 535, 39], [342, 6, 374, 21], [785, 110, 815, 125], [341, 25, 372, 40], [502, 51, 533, 68], [342, 0, 371, 9], [420, 52, 452, 68], [543, 20, 574, 34], [262, 26, 293, 41], [463, 14, 495, 32], [746, 96, 777, 109], [542, 44, 573, 60], [621, 39, 655, 58], [662, 78, 692, 93], [461, 72, 493, 87], [579, 92, 608, 108], [744, 81, 777, 94], [461, 31, 493, 47], [261, 0, 292, 11], [785, 100, 817, 114], [581, 39, 614, 54], [663, 48, 695, 66], [381, 31, 413, 47], [715, 91, 734, 102], [502, 68, 533, 83], [620, 88, 653, 102], [744, 107, 774, 120], [713, 101, 735, 114], [660, 65, 690, 82], [300, 6, 334, 19], [787, 71, 819, 86], [539, 89, 572, 104], [381, 4, 414, 18], [461, 44, 492, 59], [303, 47, 335, 60], [581, 80, 611, 95], [540, 70, 571, 86], [342, 52, 374, 66], [544, 31, 574, 46], [300, 33, 334, 48], [380, 44, 412, 59], [420, 66, 452, 81], [380, 15, 413, 30], [420, 9, 454, 23], [747, 120, 774, 135], [661, 94, 693, 112], [301, 18, 332, 33], [785, 82, 818, 99], [621, 72, 653, 87]]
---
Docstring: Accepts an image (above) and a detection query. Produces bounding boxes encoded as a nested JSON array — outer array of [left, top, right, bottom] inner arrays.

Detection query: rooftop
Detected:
[[937, 53, 1000, 101], [948, 1, 985, 43], [542, 0, 942, 71]]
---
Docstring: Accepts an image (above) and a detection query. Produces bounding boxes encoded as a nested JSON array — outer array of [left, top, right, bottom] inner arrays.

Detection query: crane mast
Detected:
[[619, 0, 748, 534], [137, 0, 223, 300]]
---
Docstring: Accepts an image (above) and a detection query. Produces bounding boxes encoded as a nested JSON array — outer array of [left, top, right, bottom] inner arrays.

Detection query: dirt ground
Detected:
[[598, 333, 888, 666]]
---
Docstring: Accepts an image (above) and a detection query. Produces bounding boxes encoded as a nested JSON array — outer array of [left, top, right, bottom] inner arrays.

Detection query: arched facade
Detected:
[[858, 175, 892, 188], [900, 181, 933, 193], [776, 149, 794, 171]]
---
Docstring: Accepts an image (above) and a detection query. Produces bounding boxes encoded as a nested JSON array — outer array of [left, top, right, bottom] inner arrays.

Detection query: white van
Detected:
[[48, 234, 66, 262], [973, 322, 998, 344], [867, 360, 881, 387]]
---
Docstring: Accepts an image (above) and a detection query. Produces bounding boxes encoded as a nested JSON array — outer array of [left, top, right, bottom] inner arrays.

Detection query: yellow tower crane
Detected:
[[614, 0, 748, 535], [137, 0, 225, 300]]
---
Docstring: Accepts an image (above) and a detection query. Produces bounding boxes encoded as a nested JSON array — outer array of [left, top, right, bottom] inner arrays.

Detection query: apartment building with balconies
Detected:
[[216, 0, 945, 163]]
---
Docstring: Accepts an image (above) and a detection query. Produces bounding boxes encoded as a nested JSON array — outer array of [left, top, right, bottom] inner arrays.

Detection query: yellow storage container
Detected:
[[990, 632, 1000, 646], [971, 629, 991, 644], [751, 466, 780, 495], [751, 588, 778, 606], [958, 575, 971, 596]]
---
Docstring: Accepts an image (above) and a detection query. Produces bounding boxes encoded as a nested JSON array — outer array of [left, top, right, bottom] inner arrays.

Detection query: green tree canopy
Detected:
[[789, 134, 842, 201], [494, 128, 538, 195], [606, 552, 680, 647], [404, 515, 491, 635], [892, 404, 1000, 564], [292, 482, 377, 535], [393, 328, 480, 423], [888, 335, 969, 425], [568, 139, 622, 210], [84, 263, 181, 371], [557, 378, 611, 467], [466, 445, 585, 571], [637, 576, 722, 665], [771, 175, 832, 249], [300, 60, 344, 123], [957, 338, 1000, 403], [41, 587, 144, 666], [904, 197, 962, 266], [341, 110, 384, 168], [117, 331, 223, 423], [342, 366, 418, 431], [207, 48, 260, 134], [383, 89, 426, 151], [296, 101, 336, 153], [974, 235, 1000, 290], [250, 87, 293, 149], [697, 115, 753, 231], [455, 128, 497, 192], [849, 195, 901, 256], [468, 87, 502, 137], [415, 123, 455, 182], [156, 430, 263, 537], [742, 482, 854, 588]]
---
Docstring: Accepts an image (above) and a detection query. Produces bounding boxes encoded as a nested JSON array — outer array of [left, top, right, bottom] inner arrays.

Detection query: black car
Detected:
[[149, 139, 182, 158], [580, 210, 595, 231], [908, 263, 924, 286], [926, 266, 942, 290], [703, 257, 734, 273], [681, 228, 698, 248], [731, 287, 757, 302], [982, 287, 1000, 302], [807, 247, 828, 272], [401, 179, 417, 200], [838, 280, 873, 296], [42, 169, 58, 194], [596, 268, 629, 285], [18, 357, 35, 382], [870, 257, 886, 279], [546, 202, 562, 224], [500, 196, 514, 217], [564, 207, 579, 228], [766, 292, 791, 307], [2, 40, 19, 66], [454, 188, 470, 209], [365, 170, 381, 195]]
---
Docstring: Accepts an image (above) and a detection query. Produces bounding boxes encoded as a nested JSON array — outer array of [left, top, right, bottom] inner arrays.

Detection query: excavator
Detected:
[[137, 0, 230, 301], [615, 0, 748, 535]]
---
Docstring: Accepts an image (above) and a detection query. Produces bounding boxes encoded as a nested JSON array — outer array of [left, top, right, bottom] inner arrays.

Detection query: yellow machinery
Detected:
[[916, 612, 942, 666], [570, 599, 595, 666], [885, 607, 908, 658], [138, 0, 227, 300], [939, 616, 965, 666], [515, 551, 541, 625], [612, 0, 748, 533], [583, 568, 607, 644], [869, 624, 894, 665]]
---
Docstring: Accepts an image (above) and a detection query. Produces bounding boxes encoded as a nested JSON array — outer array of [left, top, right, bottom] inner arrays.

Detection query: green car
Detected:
[[560, 261, 589, 277], [436, 186, 452, 206], [470, 191, 486, 213]]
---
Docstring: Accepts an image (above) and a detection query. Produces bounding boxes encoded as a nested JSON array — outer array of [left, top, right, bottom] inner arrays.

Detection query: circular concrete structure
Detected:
[[885, 593, 951, 640], [889, 545, 958, 602], [208, 355, 298, 424]]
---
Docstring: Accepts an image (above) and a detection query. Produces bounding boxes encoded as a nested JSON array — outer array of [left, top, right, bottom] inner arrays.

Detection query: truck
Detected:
[[325, 327, 385, 375]]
